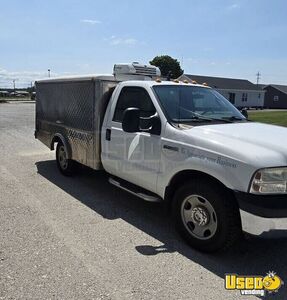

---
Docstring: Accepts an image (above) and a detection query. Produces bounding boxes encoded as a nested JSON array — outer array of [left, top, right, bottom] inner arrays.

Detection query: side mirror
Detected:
[[122, 108, 140, 133], [241, 108, 248, 119], [149, 115, 161, 135]]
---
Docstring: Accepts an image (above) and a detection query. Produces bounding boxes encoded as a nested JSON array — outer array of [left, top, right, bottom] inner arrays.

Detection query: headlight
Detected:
[[250, 167, 287, 194]]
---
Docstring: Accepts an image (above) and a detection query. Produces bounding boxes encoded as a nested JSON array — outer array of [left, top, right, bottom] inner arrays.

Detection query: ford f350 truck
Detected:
[[35, 63, 287, 252]]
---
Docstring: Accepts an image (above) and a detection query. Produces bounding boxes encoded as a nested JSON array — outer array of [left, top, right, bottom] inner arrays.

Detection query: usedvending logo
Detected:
[[225, 271, 283, 296]]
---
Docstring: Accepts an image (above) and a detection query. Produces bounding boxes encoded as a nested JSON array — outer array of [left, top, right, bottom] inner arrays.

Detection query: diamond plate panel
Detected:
[[36, 79, 118, 169]]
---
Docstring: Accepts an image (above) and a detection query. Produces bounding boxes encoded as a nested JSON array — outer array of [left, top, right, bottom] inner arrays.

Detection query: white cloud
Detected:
[[226, 3, 240, 10], [105, 36, 138, 46], [80, 19, 102, 25], [0, 69, 60, 88]]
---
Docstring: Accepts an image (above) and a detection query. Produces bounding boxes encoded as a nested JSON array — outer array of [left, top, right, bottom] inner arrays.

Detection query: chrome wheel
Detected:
[[181, 194, 217, 240], [58, 145, 68, 170]]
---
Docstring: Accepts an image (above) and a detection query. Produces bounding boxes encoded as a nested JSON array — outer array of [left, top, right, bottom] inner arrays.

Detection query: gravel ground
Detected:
[[0, 102, 286, 300]]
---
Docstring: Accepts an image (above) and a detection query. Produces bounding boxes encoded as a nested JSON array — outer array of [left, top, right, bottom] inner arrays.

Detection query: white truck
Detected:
[[35, 63, 287, 252]]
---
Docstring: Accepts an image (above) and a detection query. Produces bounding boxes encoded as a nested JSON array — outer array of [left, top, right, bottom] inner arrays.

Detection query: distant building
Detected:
[[0, 91, 9, 97], [178, 74, 265, 109], [263, 84, 287, 109]]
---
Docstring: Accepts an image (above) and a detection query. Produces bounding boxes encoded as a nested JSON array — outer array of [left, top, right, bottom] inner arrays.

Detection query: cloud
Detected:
[[105, 36, 138, 46], [80, 19, 102, 25], [226, 3, 240, 10], [0, 68, 60, 88]]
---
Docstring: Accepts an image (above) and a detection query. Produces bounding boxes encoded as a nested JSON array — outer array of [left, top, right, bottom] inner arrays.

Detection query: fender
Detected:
[[50, 133, 72, 159]]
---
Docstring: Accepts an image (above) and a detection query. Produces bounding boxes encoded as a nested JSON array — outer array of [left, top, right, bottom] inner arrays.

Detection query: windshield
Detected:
[[153, 85, 245, 123]]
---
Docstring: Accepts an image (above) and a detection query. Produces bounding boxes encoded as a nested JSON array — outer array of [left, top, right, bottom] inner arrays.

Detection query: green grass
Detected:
[[248, 111, 287, 127]]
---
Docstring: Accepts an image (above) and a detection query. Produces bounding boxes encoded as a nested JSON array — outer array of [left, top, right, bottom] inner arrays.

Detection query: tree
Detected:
[[150, 55, 183, 79]]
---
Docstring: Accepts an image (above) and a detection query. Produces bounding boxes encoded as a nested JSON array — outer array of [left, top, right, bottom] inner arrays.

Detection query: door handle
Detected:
[[106, 129, 111, 141], [163, 144, 179, 152]]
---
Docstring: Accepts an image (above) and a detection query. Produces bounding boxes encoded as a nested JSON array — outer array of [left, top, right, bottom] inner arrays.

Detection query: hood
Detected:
[[182, 122, 287, 168]]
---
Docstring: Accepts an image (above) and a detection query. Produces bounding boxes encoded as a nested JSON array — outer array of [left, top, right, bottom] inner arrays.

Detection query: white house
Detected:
[[178, 74, 265, 109]]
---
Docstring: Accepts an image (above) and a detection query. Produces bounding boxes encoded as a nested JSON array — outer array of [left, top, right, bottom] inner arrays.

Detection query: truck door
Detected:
[[102, 86, 161, 193]]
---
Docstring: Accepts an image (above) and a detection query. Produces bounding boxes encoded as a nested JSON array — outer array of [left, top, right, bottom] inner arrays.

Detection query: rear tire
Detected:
[[56, 141, 76, 176], [172, 179, 242, 252]]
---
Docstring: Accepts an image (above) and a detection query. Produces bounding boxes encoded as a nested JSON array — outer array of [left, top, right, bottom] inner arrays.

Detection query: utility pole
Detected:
[[256, 71, 261, 86], [181, 55, 184, 73], [48, 69, 51, 78]]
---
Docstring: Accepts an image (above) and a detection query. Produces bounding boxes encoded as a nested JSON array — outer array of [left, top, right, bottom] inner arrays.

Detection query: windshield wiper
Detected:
[[206, 117, 233, 123], [191, 111, 234, 123], [174, 116, 233, 123], [173, 111, 244, 124], [226, 116, 244, 121]]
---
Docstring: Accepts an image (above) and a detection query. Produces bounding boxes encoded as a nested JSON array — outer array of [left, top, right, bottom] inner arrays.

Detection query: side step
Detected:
[[108, 177, 162, 203]]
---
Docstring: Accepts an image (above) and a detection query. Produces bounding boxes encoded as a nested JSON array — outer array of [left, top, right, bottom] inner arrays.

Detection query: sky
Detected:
[[0, 0, 287, 88]]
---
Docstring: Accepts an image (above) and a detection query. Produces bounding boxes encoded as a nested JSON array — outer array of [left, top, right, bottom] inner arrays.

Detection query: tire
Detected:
[[172, 179, 242, 252], [56, 141, 76, 176]]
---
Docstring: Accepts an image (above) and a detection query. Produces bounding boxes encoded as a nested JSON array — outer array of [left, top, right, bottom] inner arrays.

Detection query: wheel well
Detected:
[[50, 135, 71, 159], [165, 170, 236, 207], [50, 136, 62, 150]]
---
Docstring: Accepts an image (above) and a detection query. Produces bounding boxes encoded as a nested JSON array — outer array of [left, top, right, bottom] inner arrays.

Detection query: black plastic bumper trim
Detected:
[[235, 191, 287, 218]]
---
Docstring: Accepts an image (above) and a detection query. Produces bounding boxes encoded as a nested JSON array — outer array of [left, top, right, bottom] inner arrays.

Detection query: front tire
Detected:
[[56, 141, 76, 176], [172, 179, 242, 252]]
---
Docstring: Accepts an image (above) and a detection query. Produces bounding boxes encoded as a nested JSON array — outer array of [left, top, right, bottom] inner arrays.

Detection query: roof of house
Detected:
[[265, 84, 287, 94], [257, 84, 268, 90], [180, 74, 261, 91]]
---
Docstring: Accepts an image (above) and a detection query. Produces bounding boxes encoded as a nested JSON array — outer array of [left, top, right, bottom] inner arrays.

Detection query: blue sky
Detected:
[[0, 0, 287, 88]]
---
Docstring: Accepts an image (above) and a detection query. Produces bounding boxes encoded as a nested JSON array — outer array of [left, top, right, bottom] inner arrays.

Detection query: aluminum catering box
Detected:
[[35, 75, 118, 170]]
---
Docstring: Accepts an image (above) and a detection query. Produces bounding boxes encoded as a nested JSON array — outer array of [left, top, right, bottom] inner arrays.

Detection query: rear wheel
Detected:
[[172, 179, 242, 252], [56, 141, 76, 176]]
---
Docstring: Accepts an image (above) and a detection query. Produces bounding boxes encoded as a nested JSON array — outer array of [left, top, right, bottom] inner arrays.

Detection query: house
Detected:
[[178, 74, 265, 109], [0, 91, 9, 97], [263, 84, 287, 109]]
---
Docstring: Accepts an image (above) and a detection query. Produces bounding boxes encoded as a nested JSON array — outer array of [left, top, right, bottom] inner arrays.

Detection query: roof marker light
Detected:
[[173, 79, 180, 83], [155, 78, 162, 83], [183, 80, 189, 84], [191, 80, 197, 84], [202, 82, 208, 86]]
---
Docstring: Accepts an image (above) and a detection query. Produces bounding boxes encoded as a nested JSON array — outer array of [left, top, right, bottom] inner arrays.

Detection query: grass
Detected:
[[248, 110, 287, 127]]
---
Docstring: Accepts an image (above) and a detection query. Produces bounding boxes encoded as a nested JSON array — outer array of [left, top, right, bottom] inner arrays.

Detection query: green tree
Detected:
[[150, 55, 183, 78]]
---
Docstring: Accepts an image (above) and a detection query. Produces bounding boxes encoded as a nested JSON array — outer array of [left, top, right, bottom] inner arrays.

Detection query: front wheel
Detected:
[[56, 141, 76, 176], [172, 179, 242, 252]]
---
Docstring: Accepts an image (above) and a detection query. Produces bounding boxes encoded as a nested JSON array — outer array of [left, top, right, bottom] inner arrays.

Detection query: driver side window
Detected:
[[113, 87, 156, 123]]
